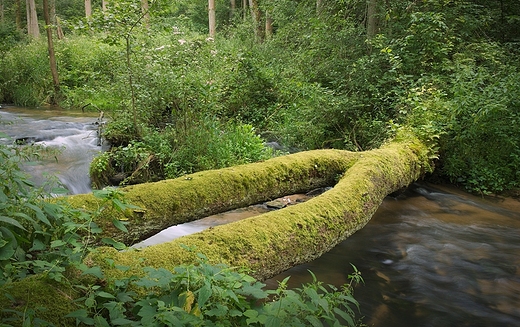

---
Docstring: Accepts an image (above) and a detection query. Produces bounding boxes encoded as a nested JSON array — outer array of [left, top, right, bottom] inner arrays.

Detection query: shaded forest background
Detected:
[[1, 0, 519, 195]]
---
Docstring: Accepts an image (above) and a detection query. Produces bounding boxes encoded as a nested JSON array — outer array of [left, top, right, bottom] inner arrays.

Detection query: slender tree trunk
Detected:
[[15, 0, 22, 29], [367, 0, 378, 38], [242, 0, 247, 20], [230, 0, 235, 19], [102, 0, 108, 11], [141, 0, 150, 28], [51, 0, 64, 40], [85, 0, 92, 17], [265, 12, 273, 38], [0, 0, 4, 23], [248, 0, 263, 41], [43, 0, 60, 104], [316, 0, 323, 14], [208, 0, 216, 38], [26, 0, 40, 38]]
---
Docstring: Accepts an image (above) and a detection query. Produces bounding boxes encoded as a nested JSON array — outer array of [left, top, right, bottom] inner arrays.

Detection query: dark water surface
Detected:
[[265, 184, 520, 327]]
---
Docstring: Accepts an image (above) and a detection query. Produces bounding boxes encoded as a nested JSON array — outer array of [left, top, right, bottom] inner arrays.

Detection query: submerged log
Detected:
[[0, 131, 432, 325]]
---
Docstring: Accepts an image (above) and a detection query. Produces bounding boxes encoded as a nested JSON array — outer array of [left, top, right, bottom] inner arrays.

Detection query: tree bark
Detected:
[[102, 0, 108, 11], [43, 0, 60, 103], [230, 0, 236, 19], [85, 0, 92, 17], [208, 0, 216, 38], [15, 0, 22, 29], [248, 0, 263, 41], [26, 0, 39, 38], [141, 0, 150, 28], [367, 0, 378, 38], [265, 12, 273, 38]]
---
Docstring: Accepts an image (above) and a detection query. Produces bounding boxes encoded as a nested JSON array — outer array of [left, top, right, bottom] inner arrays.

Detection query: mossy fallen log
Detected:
[[66, 149, 359, 244], [0, 131, 432, 326]]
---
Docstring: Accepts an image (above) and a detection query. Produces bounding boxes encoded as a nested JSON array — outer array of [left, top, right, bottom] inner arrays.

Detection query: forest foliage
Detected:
[[1, 0, 519, 194]]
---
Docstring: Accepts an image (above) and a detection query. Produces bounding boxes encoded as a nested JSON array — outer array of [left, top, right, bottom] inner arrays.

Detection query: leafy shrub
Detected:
[[434, 44, 520, 194], [0, 144, 95, 285], [92, 117, 274, 187], [0, 41, 51, 106], [67, 251, 363, 327]]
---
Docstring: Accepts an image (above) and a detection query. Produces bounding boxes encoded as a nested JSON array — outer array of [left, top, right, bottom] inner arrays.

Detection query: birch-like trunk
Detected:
[[367, 0, 378, 38], [141, 0, 150, 28], [85, 0, 92, 17], [26, 0, 39, 38], [208, 0, 216, 37]]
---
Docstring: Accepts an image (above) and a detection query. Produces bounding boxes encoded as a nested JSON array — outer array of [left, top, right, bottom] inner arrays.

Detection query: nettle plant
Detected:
[[0, 142, 133, 286], [68, 248, 364, 327]]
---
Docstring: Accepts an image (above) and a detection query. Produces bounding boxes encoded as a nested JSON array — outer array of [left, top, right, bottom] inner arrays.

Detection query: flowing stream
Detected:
[[0, 105, 102, 194], [2, 107, 519, 326]]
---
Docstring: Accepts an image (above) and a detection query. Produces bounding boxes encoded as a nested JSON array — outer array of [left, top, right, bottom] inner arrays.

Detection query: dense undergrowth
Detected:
[[1, 0, 519, 194]]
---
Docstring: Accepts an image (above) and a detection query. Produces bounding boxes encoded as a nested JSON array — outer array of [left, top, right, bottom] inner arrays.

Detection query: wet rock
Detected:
[[265, 199, 287, 210]]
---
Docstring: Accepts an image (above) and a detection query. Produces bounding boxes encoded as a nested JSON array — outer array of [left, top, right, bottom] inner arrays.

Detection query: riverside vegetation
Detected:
[[1, 0, 519, 325]]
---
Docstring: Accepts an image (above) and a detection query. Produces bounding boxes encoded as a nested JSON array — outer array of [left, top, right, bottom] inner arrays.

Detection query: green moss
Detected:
[[0, 276, 79, 326], [67, 149, 359, 245], [0, 134, 432, 325]]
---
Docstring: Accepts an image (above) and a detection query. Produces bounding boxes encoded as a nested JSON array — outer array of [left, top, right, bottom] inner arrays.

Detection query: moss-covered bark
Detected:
[[67, 149, 359, 245], [0, 132, 432, 326]]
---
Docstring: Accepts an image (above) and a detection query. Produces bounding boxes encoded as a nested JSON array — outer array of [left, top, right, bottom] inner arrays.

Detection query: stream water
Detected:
[[0, 105, 102, 194], [1, 107, 519, 326]]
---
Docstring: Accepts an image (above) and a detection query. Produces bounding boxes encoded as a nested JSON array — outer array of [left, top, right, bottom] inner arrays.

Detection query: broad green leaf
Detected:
[[101, 238, 127, 250], [25, 203, 51, 226], [112, 219, 128, 233], [65, 309, 95, 325], [0, 215, 27, 230], [96, 291, 116, 299], [50, 240, 67, 248], [81, 266, 105, 279], [93, 315, 111, 327], [305, 315, 322, 327], [197, 283, 212, 308], [265, 315, 282, 327], [0, 244, 15, 260], [333, 307, 355, 327]]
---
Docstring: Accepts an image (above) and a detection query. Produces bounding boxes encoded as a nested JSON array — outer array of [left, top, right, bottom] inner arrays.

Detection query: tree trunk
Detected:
[[15, 0, 22, 29], [367, 0, 378, 38], [26, 0, 39, 38], [248, 0, 263, 41], [208, 0, 216, 38], [230, 0, 235, 19], [43, 0, 60, 104], [141, 0, 150, 28], [85, 0, 92, 17], [242, 0, 247, 20], [265, 12, 273, 38], [0, 134, 432, 325], [316, 0, 323, 14], [0, 0, 4, 23], [102, 0, 108, 11]]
